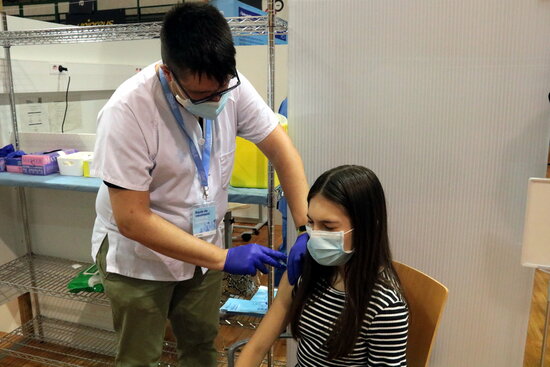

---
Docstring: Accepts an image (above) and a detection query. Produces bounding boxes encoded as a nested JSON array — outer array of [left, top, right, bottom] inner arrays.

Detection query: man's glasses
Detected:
[[172, 71, 241, 105]]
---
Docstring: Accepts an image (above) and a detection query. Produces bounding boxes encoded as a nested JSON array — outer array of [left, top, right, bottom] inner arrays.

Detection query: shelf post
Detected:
[[266, 2, 276, 367], [1, 10, 42, 339], [1, 12, 21, 151]]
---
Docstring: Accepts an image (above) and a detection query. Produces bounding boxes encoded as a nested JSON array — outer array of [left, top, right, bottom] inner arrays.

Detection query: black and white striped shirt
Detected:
[[296, 276, 408, 366]]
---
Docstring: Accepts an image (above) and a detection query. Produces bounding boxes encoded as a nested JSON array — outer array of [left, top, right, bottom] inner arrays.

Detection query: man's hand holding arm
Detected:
[[108, 187, 285, 274]]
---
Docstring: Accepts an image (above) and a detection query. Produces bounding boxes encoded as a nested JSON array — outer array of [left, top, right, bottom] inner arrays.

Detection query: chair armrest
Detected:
[[227, 338, 251, 367], [226, 333, 293, 367]]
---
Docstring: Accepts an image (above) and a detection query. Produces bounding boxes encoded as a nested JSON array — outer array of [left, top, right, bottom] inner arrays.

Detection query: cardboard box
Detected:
[[6, 155, 24, 173], [58, 152, 94, 177], [230, 114, 287, 188], [21, 149, 78, 176]]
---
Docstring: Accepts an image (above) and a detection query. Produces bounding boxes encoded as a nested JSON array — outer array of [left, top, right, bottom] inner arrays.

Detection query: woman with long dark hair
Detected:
[[237, 165, 409, 366]]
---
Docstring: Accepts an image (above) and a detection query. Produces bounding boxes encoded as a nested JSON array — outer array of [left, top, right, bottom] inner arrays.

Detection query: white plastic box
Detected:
[[58, 152, 94, 177]]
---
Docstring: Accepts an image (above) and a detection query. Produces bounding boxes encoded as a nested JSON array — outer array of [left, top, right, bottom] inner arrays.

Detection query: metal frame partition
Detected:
[[0, 5, 286, 366]]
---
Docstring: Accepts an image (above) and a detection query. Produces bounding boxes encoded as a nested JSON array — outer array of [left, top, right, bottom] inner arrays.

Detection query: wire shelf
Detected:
[[219, 311, 261, 330], [0, 16, 288, 46], [0, 316, 182, 366], [220, 273, 263, 330], [0, 254, 110, 306], [0, 253, 262, 329], [227, 16, 288, 37], [0, 316, 281, 366]]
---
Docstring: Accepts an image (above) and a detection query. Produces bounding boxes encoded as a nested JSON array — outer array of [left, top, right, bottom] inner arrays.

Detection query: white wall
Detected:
[[0, 15, 161, 136], [289, 1, 550, 366]]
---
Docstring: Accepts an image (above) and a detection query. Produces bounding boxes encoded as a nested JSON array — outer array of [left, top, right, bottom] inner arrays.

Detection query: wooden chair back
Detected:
[[393, 261, 448, 367]]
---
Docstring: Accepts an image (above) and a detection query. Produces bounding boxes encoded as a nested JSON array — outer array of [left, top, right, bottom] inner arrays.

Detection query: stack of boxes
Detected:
[[21, 149, 78, 175], [5, 152, 26, 173], [0, 145, 97, 177]]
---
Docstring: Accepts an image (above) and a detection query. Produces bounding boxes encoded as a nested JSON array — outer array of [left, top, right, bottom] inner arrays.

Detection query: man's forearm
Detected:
[[119, 210, 227, 270]]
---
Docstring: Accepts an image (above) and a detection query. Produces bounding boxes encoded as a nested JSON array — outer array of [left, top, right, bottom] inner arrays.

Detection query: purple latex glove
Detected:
[[224, 243, 287, 275], [0, 144, 14, 157], [287, 232, 309, 285]]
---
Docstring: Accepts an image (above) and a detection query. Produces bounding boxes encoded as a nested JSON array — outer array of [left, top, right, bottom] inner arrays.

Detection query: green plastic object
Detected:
[[67, 264, 104, 293]]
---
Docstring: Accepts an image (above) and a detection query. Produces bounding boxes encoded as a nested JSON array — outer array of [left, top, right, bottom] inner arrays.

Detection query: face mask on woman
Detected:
[[306, 226, 354, 266]]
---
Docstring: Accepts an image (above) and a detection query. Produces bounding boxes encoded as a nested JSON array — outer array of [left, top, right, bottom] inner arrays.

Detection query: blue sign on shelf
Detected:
[[211, 0, 288, 46]]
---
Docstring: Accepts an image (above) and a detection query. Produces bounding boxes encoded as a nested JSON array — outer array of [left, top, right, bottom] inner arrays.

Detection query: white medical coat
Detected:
[[91, 62, 277, 281]]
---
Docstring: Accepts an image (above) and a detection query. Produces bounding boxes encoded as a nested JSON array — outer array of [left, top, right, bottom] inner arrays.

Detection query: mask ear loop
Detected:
[[174, 93, 188, 107], [162, 65, 190, 106], [343, 228, 354, 253], [169, 77, 189, 107]]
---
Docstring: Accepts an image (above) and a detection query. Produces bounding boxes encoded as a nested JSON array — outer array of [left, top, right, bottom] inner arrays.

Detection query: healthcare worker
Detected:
[[90, 3, 308, 366]]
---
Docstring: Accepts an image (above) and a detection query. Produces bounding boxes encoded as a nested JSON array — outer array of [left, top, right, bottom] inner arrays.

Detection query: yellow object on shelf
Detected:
[[230, 114, 287, 189], [83, 159, 98, 178]]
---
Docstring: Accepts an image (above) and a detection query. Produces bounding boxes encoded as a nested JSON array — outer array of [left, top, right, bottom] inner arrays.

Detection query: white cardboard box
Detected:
[[58, 152, 94, 177]]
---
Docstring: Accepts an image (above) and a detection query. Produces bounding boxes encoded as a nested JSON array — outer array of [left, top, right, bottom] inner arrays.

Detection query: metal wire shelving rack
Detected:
[[0, 255, 110, 306], [0, 16, 288, 46], [0, 7, 286, 366], [0, 252, 267, 324]]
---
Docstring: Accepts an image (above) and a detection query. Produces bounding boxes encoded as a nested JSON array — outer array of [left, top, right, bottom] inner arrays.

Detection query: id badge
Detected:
[[192, 202, 217, 238]]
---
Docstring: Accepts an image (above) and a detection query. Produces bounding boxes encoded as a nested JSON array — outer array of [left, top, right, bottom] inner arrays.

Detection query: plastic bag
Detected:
[[67, 264, 104, 293]]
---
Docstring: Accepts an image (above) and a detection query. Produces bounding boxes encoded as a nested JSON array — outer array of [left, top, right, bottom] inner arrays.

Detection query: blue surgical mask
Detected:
[[176, 92, 229, 120], [306, 226, 354, 266]]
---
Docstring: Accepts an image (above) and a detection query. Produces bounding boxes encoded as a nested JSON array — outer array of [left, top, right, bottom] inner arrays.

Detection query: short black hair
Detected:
[[160, 3, 236, 85]]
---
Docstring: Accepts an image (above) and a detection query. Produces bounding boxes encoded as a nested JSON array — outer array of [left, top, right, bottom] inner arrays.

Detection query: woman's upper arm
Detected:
[[367, 300, 409, 365], [253, 271, 294, 339], [236, 272, 294, 366]]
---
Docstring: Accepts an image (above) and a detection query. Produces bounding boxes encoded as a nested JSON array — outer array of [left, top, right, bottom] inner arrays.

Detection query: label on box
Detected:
[[22, 164, 58, 175], [7, 166, 23, 173], [6, 157, 22, 166]]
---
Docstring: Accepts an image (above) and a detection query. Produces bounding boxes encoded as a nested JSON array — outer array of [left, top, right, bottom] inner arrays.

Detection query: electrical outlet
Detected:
[[49, 64, 59, 75], [49, 64, 69, 75]]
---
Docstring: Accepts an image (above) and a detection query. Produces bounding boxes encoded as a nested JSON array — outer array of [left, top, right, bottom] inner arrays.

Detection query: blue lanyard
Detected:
[[158, 68, 212, 199]]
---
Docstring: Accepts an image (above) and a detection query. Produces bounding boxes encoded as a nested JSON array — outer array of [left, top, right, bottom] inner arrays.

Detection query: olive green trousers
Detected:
[[96, 237, 222, 367]]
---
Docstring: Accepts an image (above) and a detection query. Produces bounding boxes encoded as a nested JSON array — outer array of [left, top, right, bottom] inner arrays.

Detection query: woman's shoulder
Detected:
[[372, 270, 407, 307], [364, 275, 408, 326]]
